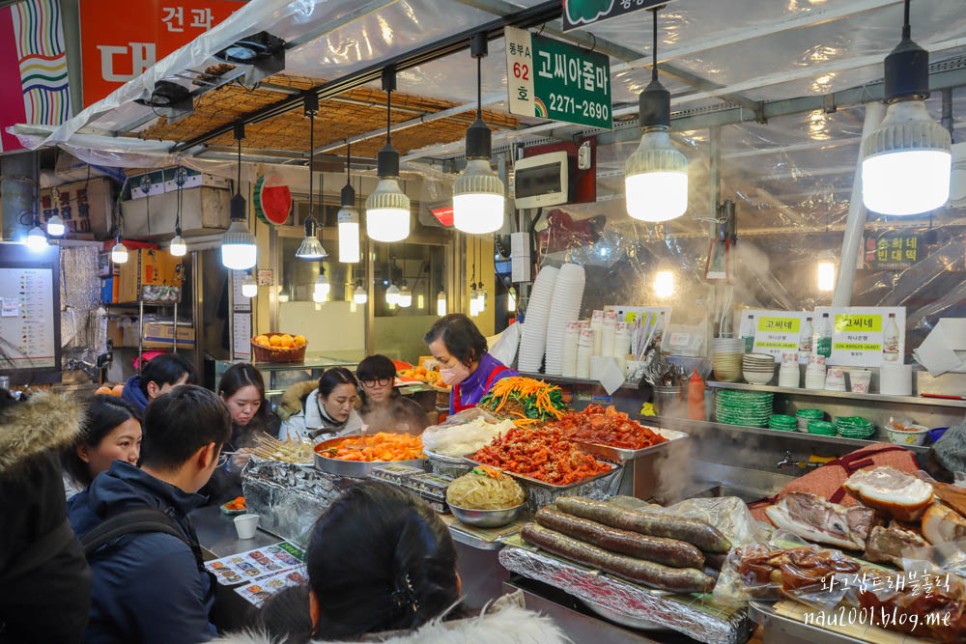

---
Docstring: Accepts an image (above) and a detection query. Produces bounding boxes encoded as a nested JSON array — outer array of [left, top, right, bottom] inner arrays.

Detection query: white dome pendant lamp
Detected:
[[222, 124, 258, 270], [366, 66, 410, 243], [861, 0, 951, 216], [453, 33, 505, 235], [296, 94, 329, 260], [625, 6, 688, 223], [337, 143, 361, 263]]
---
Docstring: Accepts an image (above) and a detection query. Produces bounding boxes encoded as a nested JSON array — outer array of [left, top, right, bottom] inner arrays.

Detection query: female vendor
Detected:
[[280, 367, 364, 443], [424, 314, 518, 414]]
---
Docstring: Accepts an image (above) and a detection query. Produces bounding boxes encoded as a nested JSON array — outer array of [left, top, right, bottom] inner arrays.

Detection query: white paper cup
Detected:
[[850, 370, 872, 393], [234, 513, 260, 540], [880, 364, 912, 396]]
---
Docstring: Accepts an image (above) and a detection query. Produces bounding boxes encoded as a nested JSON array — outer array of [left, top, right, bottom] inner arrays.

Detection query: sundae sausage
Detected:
[[556, 497, 732, 553], [521, 523, 715, 593], [535, 506, 704, 569]]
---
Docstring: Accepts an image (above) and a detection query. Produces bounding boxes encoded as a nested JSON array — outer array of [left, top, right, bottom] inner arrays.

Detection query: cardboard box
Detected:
[[106, 319, 125, 346], [142, 322, 195, 349], [117, 248, 183, 303]]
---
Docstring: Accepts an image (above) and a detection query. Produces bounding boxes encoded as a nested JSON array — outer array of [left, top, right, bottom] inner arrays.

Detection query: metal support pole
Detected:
[[832, 102, 884, 307]]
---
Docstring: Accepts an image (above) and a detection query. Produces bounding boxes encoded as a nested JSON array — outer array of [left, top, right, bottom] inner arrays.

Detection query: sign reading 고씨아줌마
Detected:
[[504, 26, 612, 130]]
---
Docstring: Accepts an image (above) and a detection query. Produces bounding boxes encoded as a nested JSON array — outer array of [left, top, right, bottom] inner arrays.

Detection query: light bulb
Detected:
[[25, 226, 48, 251], [46, 214, 65, 237], [417, 293, 425, 309], [221, 220, 257, 270], [862, 101, 951, 215], [476, 288, 486, 312], [111, 240, 129, 264], [365, 178, 410, 242], [385, 283, 401, 305], [312, 290, 327, 304], [170, 234, 187, 257], [817, 261, 836, 292], [314, 273, 330, 300], [453, 159, 505, 234], [295, 218, 327, 259], [353, 285, 368, 304], [436, 291, 447, 317], [278, 289, 290, 303], [625, 129, 689, 222], [398, 285, 412, 308], [241, 273, 257, 298], [507, 286, 517, 313], [469, 286, 479, 316], [337, 206, 360, 263], [653, 271, 675, 299]]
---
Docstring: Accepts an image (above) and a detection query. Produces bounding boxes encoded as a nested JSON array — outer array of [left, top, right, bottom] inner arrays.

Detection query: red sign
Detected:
[[78, 0, 242, 106], [431, 206, 454, 227]]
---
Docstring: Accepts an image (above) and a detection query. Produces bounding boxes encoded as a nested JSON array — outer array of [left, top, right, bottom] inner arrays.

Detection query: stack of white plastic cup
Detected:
[[576, 328, 593, 379]]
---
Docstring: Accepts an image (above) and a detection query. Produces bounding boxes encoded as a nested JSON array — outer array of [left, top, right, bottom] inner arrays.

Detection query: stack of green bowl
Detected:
[[768, 414, 798, 431], [795, 408, 825, 432], [807, 420, 837, 436], [715, 390, 774, 427], [835, 416, 876, 440]]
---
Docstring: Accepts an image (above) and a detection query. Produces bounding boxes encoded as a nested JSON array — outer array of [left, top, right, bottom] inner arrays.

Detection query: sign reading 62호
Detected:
[[504, 26, 612, 130]]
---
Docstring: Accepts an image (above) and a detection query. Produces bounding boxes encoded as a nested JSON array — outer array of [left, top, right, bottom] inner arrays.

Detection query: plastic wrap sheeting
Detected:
[[499, 543, 751, 644], [519, 465, 624, 514], [241, 460, 353, 547]]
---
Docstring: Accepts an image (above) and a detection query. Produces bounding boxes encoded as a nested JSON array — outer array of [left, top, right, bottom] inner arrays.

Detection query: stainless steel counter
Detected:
[[190, 506, 282, 559]]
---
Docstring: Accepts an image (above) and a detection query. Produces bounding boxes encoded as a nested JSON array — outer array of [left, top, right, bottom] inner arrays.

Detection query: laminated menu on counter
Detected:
[[205, 541, 305, 586]]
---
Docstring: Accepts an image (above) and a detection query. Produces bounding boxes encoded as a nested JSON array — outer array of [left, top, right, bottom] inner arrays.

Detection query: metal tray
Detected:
[[313, 436, 426, 478], [423, 448, 474, 478], [572, 426, 689, 463]]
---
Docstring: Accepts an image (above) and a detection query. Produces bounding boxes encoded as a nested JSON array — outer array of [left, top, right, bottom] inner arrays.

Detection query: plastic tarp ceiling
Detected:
[[14, 0, 966, 350]]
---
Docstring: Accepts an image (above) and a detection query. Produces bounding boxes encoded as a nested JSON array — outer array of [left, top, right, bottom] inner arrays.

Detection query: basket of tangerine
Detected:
[[251, 333, 307, 363]]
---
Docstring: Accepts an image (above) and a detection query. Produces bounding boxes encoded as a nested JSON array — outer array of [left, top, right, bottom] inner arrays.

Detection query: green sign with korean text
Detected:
[[505, 26, 612, 130], [562, 0, 672, 32], [864, 232, 920, 270]]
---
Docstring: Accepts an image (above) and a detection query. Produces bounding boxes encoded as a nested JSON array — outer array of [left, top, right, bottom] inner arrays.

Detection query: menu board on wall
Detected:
[[0, 267, 57, 368], [815, 306, 906, 367]]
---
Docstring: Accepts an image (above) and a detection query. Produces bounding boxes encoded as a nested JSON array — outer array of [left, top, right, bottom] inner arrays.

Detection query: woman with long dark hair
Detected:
[[62, 395, 142, 496], [279, 367, 364, 443]]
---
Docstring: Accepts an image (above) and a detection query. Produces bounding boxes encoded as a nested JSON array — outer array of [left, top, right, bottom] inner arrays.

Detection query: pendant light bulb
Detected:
[[314, 272, 330, 300], [817, 261, 836, 293], [507, 285, 517, 313], [385, 283, 401, 305], [46, 214, 65, 237], [241, 273, 258, 298], [366, 67, 410, 243], [436, 289, 447, 317], [353, 284, 368, 304], [398, 283, 412, 308], [295, 217, 327, 259], [338, 147, 361, 263], [453, 35, 505, 234], [624, 7, 688, 223], [861, 0, 951, 216], [223, 125, 258, 270], [111, 239, 129, 264], [170, 230, 187, 257], [26, 225, 48, 251], [653, 270, 675, 299]]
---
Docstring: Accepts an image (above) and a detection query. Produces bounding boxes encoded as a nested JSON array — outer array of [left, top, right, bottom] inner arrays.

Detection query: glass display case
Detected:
[[214, 354, 362, 400]]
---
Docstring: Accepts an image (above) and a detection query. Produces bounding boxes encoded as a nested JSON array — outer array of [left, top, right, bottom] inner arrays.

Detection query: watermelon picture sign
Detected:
[[254, 173, 292, 225]]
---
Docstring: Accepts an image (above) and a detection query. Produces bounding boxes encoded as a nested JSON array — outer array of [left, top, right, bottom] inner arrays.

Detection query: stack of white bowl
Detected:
[[518, 266, 559, 372], [804, 362, 827, 389], [742, 353, 776, 385], [544, 264, 586, 376], [712, 338, 745, 382], [778, 362, 800, 388]]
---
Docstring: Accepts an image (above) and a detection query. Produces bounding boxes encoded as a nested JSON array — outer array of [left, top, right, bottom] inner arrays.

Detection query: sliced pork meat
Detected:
[[843, 467, 935, 522], [863, 525, 929, 568], [765, 492, 875, 551]]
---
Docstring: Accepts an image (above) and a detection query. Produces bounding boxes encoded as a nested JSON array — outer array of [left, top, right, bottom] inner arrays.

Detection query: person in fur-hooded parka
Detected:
[[0, 390, 92, 644]]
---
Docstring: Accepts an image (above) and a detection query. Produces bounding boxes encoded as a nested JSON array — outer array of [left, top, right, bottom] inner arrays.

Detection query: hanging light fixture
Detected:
[[46, 214, 65, 237], [353, 281, 368, 304], [861, 0, 951, 215], [507, 285, 517, 313], [170, 167, 187, 257], [453, 33, 505, 235], [653, 270, 675, 299], [296, 94, 329, 260], [476, 279, 486, 313], [278, 287, 290, 303], [222, 124, 258, 270], [469, 283, 479, 317], [314, 267, 330, 302], [25, 219, 48, 251], [111, 234, 128, 264], [436, 288, 447, 316], [337, 142, 361, 263], [817, 261, 836, 293], [366, 66, 410, 243], [625, 7, 688, 223], [385, 257, 400, 304], [241, 272, 258, 298], [398, 280, 412, 308]]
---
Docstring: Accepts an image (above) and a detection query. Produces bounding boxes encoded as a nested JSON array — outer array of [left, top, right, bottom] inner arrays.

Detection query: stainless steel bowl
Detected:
[[448, 503, 525, 528]]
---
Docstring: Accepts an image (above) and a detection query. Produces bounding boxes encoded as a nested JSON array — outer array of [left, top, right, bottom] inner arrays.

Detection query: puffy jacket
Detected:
[[0, 392, 91, 644], [68, 461, 216, 643], [120, 374, 150, 412]]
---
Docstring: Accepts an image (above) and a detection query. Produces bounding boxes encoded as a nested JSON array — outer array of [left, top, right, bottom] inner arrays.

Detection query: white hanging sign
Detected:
[[746, 310, 811, 362], [815, 306, 906, 367]]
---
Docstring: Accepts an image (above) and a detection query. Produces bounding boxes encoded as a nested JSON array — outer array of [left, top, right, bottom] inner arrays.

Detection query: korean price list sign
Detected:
[[816, 306, 906, 367], [504, 26, 612, 130], [746, 310, 810, 362]]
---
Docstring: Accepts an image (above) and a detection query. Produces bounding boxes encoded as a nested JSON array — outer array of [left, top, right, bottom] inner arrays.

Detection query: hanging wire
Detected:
[[651, 7, 659, 83], [308, 110, 315, 222], [476, 53, 482, 120]]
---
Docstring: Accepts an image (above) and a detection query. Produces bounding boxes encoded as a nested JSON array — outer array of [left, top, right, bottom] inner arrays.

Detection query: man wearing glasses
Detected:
[[357, 355, 431, 435]]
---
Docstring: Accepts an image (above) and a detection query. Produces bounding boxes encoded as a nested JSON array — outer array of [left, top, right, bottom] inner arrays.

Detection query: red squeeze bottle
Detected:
[[687, 370, 706, 421]]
